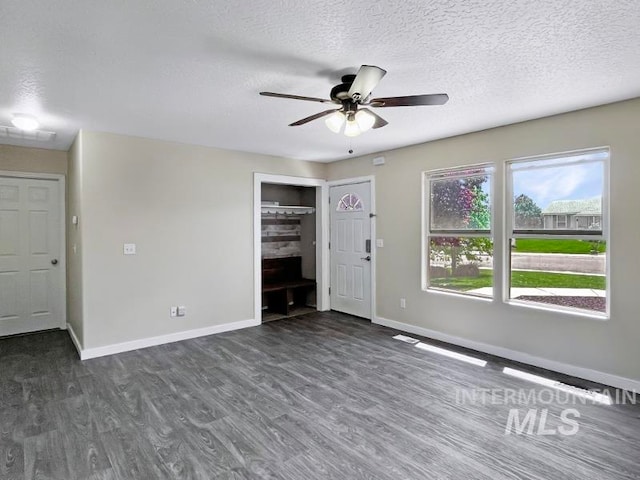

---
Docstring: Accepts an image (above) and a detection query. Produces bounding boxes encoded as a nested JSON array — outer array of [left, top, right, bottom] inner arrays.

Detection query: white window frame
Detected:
[[422, 163, 495, 300], [504, 147, 610, 319]]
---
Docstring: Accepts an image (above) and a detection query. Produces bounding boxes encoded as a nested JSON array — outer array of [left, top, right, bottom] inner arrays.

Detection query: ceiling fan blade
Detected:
[[260, 92, 334, 104], [370, 94, 449, 107], [359, 108, 388, 129], [347, 65, 387, 102], [289, 109, 341, 126]]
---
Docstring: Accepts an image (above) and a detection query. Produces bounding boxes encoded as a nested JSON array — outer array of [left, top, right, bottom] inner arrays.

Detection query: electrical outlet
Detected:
[[123, 243, 136, 255], [400, 298, 406, 309], [177, 306, 186, 317], [170, 306, 178, 317]]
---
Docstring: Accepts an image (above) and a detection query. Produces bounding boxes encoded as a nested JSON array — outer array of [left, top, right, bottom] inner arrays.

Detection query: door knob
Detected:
[[360, 256, 371, 261], [51, 259, 58, 265]]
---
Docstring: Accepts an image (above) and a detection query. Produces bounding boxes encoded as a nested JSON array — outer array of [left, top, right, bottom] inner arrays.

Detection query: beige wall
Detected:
[[0, 144, 67, 175], [66, 133, 84, 345], [77, 131, 326, 348], [327, 98, 640, 382]]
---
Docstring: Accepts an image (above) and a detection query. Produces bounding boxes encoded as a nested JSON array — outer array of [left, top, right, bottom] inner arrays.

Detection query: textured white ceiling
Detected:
[[1, 0, 640, 161]]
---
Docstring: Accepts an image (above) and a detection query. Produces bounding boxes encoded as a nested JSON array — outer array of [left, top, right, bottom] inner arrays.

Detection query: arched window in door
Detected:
[[337, 193, 363, 212]]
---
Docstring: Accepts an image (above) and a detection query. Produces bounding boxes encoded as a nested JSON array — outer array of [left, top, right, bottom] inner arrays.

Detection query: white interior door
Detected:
[[330, 182, 372, 319], [0, 176, 63, 336]]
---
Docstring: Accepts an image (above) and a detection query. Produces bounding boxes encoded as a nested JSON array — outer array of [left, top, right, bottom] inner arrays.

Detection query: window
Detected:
[[424, 165, 493, 297], [337, 193, 363, 211], [507, 148, 608, 316], [555, 215, 567, 228]]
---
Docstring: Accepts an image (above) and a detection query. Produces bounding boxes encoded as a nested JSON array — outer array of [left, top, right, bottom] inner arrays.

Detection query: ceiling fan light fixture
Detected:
[[11, 114, 39, 131], [325, 111, 345, 133], [343, 115, 361, 137], [261, 64, 448, 135], [355, 110, 375, 132]]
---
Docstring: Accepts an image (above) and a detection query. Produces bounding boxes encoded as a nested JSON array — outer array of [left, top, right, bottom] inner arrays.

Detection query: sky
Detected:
[[512, 162, 603, 209]]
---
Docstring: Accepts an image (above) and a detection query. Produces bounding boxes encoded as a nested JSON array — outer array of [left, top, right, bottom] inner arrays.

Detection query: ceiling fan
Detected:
[[260, 65, 449, 137]]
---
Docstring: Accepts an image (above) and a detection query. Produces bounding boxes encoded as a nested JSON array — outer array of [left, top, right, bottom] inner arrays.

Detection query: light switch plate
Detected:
[[123, 243, 136, 255], [376, 239, 384, 248]]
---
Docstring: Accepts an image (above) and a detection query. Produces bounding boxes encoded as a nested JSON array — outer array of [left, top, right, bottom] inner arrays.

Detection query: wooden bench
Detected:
[[262, 256, 315, 316]]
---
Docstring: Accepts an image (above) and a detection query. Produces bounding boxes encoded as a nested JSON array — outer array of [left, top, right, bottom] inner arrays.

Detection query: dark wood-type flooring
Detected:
[[1, 311, 639, 479]]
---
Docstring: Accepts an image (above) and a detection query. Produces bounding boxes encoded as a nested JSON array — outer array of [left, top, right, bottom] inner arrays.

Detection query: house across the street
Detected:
[[542, 196, 602, 230]]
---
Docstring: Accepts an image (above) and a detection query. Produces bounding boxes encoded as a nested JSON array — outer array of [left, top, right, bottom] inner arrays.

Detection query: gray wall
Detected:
[[327, 98, 640, 383], [261, 183, 304, 206], [66, 134, 84, 345], [74, 131, 326, 348]]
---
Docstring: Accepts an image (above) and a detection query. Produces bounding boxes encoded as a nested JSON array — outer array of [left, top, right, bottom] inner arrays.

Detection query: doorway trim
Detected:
[[0, 170, 67, 331], [253, 173, 329, 323], [327, 176, 376, 320]]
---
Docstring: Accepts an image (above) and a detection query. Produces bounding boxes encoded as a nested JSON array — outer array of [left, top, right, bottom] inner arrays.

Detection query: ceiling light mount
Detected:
[[11, 114, 40, 132]]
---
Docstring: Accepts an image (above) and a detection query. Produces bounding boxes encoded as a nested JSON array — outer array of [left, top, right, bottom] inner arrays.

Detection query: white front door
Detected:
[[0, 176, 63, 336], [330, 182, 372, 319]]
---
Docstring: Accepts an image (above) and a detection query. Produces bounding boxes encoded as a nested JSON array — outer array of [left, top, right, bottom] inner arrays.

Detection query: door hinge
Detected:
[[328, 241, 331, 249], [329, 287, 331, 295]]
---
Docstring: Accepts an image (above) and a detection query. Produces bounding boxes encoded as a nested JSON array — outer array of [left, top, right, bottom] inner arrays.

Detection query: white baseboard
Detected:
[[374, 316, 640, 392], [68, 318, 260, 360]]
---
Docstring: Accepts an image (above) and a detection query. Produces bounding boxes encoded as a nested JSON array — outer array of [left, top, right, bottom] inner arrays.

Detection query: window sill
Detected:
[[424, 287, 494, 302], [422, 288, 610, 320], [505, 298, 609, 321]]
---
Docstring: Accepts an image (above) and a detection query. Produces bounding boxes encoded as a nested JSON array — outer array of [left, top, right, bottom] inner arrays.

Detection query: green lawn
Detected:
[[431, 269, 606, 291], [513, 238, 606, 254]]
